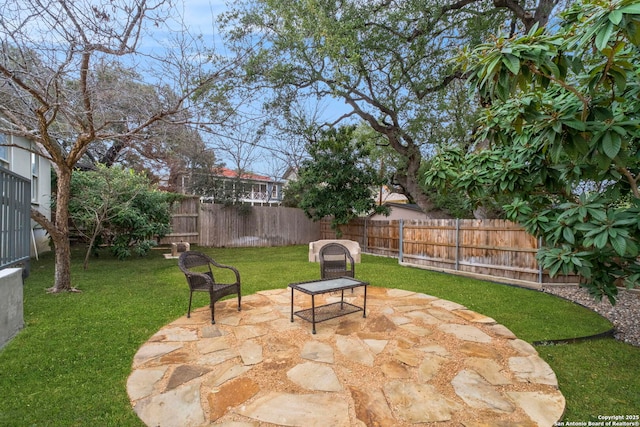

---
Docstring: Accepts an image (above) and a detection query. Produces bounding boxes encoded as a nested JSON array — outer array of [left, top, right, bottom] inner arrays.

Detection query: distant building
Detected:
[[375, 185, 409, 205], [282, 166, 299, 183], [172, 166, 285, 206], [368, 202, 427, 221], [207, 168, 284, 206]]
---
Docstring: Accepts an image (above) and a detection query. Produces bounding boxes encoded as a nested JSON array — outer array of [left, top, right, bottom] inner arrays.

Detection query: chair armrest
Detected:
[[183, 270, 214, 290], [210, 262, 241, 284]]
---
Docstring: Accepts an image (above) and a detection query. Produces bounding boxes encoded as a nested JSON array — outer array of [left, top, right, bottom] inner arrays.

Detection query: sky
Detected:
[[146, 0, 352, 178]]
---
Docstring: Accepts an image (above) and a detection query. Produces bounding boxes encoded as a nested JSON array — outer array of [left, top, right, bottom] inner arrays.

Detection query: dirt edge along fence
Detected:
[[320, 218, 580, 288]]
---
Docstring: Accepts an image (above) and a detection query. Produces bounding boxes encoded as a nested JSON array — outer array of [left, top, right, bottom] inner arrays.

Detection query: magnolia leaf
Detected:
[[626, 240, 639, 257], [563, 120, 587, 131], [609, 10, 623, 25], [595, 21, 615, 51], [619, 4, 640, 14], [611, 125, 627, 136], [588, 209, 608, 223], [610, 68, 628, 92], [602, 131, 622, 158], [547, 258, 563, 277], [611, 235, 627, 257], [482, 55, 502, 86], [563, 226, 576, 244], [502, 53, 520, 74], [594, 232, 608, 249]]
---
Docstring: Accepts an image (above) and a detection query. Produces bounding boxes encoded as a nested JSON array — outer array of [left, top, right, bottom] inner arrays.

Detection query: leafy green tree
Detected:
[[287, 126, 389, 235], [68, 165, 176, 268], [427, 0, 640, 302]]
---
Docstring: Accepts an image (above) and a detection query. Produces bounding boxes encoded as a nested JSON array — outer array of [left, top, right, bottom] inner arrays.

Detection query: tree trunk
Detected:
[[51, 233, 73, 292], [473, 205, 501, 219], [395, 145, 451, 219], [493, 0, 559, 32], [49, 167, 75, 292]]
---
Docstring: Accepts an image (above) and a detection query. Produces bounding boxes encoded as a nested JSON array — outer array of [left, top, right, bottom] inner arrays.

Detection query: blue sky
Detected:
[[143, 0, 352, 177]]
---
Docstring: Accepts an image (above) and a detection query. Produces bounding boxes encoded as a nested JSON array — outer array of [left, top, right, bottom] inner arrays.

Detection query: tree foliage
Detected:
[[427, 0, 640, 302], [221, 0, 564, 216], [287, 126, 389, 235], [68, 165, 176, 268], [77, 61, 217, 187]]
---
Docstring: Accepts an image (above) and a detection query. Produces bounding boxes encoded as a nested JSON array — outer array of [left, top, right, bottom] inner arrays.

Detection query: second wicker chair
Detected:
[[319, 243, 355, 279]]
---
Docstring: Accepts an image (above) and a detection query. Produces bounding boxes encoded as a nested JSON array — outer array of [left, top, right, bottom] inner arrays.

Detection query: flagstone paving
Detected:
[[127, 287, 565, 426]]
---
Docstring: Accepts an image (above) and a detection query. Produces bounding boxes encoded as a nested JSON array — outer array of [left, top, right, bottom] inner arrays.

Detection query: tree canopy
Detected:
[[68, 165, 176, 269], [426, 0, 640, 302], [221, 0, 565, 216]]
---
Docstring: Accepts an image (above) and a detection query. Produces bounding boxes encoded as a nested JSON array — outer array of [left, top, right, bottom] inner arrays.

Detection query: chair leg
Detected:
[[187, 291, 193, 318], [237, 288, 241, 312]]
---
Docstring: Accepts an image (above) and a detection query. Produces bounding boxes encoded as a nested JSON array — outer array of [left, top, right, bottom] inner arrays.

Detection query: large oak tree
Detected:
[[221, 0, 564, 216]]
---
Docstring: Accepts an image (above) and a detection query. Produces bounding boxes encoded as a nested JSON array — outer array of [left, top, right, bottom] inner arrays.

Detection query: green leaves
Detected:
[[289, 126, 388, 235], [595, 20, 615, 51], [609, 9, 624, 26], [538, 246, 593, 279], [69, 165, 174, 265], [502, 53, 521, 75], [448, 0, 640, 303], [601, 130, 622, 158]]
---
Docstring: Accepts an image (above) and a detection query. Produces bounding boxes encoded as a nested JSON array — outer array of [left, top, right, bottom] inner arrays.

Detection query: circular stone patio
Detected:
[[127, 287, 565, 426]]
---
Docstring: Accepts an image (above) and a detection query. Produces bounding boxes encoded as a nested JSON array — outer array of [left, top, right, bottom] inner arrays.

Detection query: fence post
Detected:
[[455, 218, 460, 271], [538, 236, 543, 283], [363, 218, 368, 253], [197, 198, 202, 247], [398, 219, 404, 263]]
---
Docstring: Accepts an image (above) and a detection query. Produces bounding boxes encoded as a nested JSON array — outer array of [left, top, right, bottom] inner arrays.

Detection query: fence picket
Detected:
[[160, 199, 320, 247], [321, 217, 579, 286]]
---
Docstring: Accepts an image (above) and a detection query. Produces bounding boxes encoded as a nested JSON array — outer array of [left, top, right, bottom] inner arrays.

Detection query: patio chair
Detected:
[[178, 251, 241, 324], [319, 242, 355, 279]]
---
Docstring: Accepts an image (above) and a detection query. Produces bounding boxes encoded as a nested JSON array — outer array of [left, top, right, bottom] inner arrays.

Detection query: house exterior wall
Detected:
[[1, 134, 52, 256], [233, 180, 283, 206], [369, 206, 427, 221]]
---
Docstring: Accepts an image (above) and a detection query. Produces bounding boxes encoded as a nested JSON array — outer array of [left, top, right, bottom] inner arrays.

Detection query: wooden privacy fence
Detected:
[[321, 218, 579, 287], [160, 198, 321, 247], [161, 197, 200, 244], [162, 198, 578, 286]]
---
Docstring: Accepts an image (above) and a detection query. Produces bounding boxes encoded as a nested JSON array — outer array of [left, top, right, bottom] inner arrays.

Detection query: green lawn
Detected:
[[0, 245, 638, 425]]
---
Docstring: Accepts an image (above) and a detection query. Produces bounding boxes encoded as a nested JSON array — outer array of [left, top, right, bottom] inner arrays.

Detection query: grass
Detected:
[[0, 244, 638, 425]]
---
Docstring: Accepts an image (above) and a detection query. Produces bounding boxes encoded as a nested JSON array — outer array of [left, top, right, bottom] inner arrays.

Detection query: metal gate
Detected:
[[0, 166, 31, 274]]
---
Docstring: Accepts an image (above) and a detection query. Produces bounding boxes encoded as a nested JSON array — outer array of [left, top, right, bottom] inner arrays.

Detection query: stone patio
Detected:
[[127, 287, 565, 426]]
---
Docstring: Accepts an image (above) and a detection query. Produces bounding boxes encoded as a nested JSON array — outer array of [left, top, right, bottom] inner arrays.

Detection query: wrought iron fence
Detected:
[[0, 166, 31, 274]]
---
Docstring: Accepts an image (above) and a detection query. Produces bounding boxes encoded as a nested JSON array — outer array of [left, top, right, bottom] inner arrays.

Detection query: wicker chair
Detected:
[[178, 251, 241, 324], [319, 242, 355, 279]]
